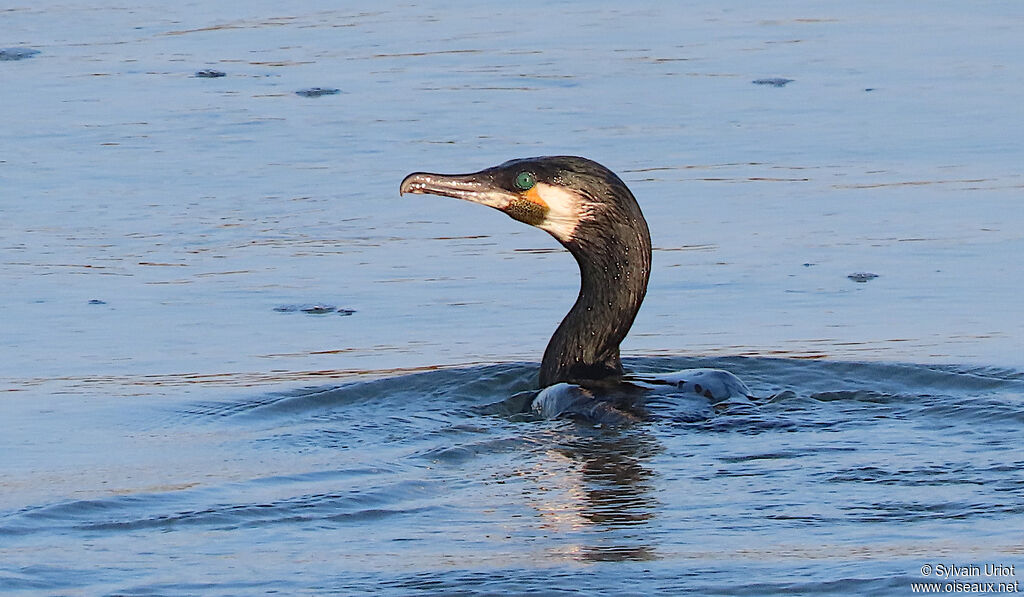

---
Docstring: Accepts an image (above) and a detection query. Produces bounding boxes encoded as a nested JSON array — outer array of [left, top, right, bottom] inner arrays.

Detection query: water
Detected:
[[2, 1, 1023, 594]]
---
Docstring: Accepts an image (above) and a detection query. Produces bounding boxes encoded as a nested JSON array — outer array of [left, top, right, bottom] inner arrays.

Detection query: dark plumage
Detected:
[[401, 156, 651, 388]]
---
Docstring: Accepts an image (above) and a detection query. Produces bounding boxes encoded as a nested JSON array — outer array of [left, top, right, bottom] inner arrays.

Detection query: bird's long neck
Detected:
[[539, 216, 651, 387]]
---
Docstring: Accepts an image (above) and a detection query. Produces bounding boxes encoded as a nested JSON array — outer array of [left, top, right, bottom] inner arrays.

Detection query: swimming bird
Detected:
[[400, 156, 750, 420]]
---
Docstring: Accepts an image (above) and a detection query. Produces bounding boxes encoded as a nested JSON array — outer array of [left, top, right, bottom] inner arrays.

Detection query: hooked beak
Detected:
[[399, 169, 516, 211]]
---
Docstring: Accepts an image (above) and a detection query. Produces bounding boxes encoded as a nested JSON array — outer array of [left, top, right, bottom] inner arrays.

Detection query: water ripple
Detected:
[[4, 358, 1024, 594]]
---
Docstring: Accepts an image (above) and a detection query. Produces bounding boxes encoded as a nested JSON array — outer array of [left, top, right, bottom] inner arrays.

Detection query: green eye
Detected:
[[514, 171, 536, 191]]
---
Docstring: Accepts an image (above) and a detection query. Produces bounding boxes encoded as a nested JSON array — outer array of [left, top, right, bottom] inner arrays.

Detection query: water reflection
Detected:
[[523, 426, 662, 562]]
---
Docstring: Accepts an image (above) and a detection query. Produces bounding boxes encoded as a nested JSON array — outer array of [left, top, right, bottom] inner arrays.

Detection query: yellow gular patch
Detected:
[[524, 186, 549, 209]]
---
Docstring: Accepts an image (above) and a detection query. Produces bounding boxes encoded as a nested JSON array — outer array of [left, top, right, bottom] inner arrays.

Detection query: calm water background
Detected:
[[2, 1, 1023, 595]]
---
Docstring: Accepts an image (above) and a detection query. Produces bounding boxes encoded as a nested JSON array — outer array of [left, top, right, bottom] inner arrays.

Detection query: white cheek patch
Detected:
[[535, 182, 587, 242]]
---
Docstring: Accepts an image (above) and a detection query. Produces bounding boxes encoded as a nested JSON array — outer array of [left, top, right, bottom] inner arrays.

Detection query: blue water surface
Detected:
[[2, 1, 1023, 595]]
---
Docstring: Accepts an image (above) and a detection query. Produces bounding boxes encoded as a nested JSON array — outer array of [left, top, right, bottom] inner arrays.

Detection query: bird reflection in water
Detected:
[[519, 426, 662, 562]]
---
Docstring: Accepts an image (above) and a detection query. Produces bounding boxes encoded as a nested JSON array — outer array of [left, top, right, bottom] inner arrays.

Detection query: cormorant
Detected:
[[400, 156, 750, 420]]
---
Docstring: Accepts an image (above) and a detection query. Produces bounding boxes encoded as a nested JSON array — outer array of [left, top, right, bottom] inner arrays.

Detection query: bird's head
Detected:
[[400, 156, 644, 248]]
